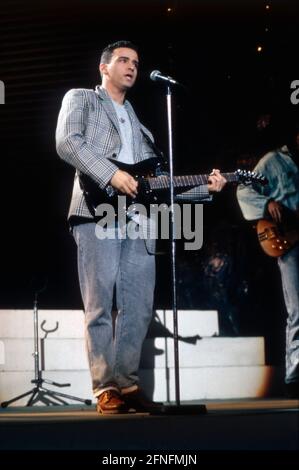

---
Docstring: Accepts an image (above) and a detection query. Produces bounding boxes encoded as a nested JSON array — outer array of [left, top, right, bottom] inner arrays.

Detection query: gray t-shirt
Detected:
[[112, 100, 134, 164]]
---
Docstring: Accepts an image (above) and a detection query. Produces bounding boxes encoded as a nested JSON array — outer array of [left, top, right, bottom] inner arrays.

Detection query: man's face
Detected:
[[100, 47, 139, 91]]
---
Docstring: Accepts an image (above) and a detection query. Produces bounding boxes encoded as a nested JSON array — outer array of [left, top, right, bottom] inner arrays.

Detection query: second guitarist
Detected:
[[237, 115, 299, 398]]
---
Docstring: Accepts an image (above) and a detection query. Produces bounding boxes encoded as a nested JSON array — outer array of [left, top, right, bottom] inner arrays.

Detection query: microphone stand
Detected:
[[166, 85, 180, 405], [162, 84, 206, 415]]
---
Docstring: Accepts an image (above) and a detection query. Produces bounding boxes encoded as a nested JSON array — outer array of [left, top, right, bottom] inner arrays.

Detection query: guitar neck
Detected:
[[148, 172, 237, 190]]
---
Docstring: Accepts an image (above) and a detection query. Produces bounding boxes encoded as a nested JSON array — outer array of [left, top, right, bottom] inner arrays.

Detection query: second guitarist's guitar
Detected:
[[257, 209, 299, 257]]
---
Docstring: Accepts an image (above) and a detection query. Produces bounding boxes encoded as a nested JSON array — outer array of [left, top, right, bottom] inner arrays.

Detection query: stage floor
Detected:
[[0, 398, 298, 453]]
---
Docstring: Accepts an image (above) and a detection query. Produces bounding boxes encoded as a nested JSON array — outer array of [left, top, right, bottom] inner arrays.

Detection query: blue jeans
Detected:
[[278, 244, 299, 383], [72, 222, 155, 397]]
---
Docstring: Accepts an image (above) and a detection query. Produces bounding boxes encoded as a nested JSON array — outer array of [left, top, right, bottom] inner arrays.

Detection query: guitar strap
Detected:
[[140, 129, 168, 168]]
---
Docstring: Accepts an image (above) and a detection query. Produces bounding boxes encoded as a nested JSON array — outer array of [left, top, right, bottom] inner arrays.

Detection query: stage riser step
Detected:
[[141, 337, 265, 369], [0, 309, 219, 339], [0, 366, 276, 405], [140, 366, 277, 402], [0, 310, 85, 339], [0, 341, 3, 365], [0, 337, 265, 371], [154, 310, 219, 337], [0, 371, 92, 406]]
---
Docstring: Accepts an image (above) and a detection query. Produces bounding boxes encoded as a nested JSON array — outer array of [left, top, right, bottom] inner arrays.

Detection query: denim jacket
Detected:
[[237, 146, 299, 221]]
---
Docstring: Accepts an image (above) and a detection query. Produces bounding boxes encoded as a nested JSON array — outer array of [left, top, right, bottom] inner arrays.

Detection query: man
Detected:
[[237, 117, 299, 398], [56, 40, 226, 414]]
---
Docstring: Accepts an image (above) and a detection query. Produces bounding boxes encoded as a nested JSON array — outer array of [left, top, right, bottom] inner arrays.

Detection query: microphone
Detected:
[[150, 70, 180, 86]]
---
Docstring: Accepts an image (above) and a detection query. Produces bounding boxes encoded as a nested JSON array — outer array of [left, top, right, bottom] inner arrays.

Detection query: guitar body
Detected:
[[257, 217, 299, 257], [79, 157, 166, 212]]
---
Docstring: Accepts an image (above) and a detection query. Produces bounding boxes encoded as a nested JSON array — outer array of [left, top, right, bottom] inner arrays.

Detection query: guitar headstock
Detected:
[[235, 169, 268, 186]]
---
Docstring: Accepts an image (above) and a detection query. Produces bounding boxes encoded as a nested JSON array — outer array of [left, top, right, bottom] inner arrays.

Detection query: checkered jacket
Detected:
[[56, 86, 211, 253]]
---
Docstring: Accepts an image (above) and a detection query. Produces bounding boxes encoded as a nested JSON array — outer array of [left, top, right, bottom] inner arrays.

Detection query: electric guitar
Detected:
[[256, 209, 299, 257], [79, 157, 268, 212]]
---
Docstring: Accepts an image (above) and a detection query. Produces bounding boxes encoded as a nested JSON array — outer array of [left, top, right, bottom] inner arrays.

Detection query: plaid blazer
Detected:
[[56, 86, 211, 253]]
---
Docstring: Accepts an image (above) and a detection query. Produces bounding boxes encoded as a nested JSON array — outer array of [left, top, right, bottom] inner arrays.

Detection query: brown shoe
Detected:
[[122, 387, 163, 412], [96, 389, 127, 415]]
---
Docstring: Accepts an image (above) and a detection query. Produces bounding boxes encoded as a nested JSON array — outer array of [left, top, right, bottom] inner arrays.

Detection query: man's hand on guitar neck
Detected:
[[207, 169, 227, 193], [110, 170, 138, 198], [267, 200, 283, 223], [110, 166, 228, 198]]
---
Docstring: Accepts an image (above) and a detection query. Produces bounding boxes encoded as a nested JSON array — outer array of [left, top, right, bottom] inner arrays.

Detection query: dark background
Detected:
[[0, 0, 298, 363]]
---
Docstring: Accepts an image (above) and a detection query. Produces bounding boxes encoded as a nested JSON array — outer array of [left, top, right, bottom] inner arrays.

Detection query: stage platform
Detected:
[[0, 398, 298, 456]]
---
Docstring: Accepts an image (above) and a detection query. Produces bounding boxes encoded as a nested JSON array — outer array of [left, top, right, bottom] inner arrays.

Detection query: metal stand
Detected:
[[162, 84, 206, 415], [1, 290, 92, 407]]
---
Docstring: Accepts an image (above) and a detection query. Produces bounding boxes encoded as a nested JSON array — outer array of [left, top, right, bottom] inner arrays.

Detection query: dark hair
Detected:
[[100, 40, 138, 65]]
